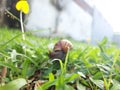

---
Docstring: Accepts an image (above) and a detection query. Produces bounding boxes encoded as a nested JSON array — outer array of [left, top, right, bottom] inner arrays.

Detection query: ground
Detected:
[[0, 28, 120, 90]]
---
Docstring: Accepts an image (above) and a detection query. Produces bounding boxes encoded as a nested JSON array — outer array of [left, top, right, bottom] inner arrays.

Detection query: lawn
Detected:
[[0, 28, 120, 90]]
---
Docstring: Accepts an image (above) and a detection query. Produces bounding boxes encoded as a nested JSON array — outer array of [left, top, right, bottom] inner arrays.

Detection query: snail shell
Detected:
[[53, 39, 73, 53]]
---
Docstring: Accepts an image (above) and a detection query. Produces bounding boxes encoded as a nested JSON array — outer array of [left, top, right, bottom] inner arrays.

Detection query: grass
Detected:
[[0, 28, 120, 90]]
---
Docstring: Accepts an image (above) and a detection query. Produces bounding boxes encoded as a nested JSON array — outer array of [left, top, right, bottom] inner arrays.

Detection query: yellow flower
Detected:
[[16, 0, 29, 14]]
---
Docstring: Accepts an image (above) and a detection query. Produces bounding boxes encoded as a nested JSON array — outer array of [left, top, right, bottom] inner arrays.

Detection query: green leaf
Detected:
[[110, 80, 120, 90], [64, 49, 69, 73], [0, 78, 27, 90], [49, 73, 54, 81], [90, 78, 104, 89], [53, 59, 65, 75], [10, 49, 17, 62], [78, 72, 86, 78], [0, 33, 21, 50], [103, 78, 109, 90], [76, 81, 86, 90], [52, 59, 64, 74], [37, 80, 56, 90], [99, 37, 108, 46], [64, 85, 74, 90], [96, 64, 111, 74], [56, 75, 65, 90], [93, 72, 103, 79], [22, 59, 30, 78], [65, 73, 79, 83], [19, 53, 38, 66]]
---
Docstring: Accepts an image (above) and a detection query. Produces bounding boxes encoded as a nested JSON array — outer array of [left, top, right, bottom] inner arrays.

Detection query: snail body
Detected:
[[49, 39, 73, 61]]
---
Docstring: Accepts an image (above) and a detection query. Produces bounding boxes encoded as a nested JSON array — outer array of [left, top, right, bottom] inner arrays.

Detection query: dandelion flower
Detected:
[[16, 0, 29, 14]]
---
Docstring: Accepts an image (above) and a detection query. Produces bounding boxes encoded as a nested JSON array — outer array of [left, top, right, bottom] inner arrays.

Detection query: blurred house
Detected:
[[26, 0, 114, 44], [91, 8, 113, 44], [26, 0, 92, 41]]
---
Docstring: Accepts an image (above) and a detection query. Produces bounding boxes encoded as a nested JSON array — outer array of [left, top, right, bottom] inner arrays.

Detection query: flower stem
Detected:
[[20, 11, 25, 40]]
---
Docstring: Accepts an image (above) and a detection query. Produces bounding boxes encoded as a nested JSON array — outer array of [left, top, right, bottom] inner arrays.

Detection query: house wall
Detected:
[[91, 8, 113, 44], [57, 1, 92, 41], [113, 33, 120, 46], [26, 0, 92, 41], [26, 0, 58, 36]]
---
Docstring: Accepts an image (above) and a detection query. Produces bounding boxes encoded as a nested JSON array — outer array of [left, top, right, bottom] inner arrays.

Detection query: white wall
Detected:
[[26, 0, 58, 36], [91, 8, 113, 44], [26, 0, 92, 41], [57, 1, 92, 41]]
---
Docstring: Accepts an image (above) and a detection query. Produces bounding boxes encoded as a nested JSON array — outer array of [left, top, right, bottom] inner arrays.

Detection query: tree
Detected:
[[0, 0, 7, 27]]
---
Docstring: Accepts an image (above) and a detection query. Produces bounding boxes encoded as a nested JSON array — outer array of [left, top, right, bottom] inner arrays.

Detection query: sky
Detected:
[[92, 0, 120, 33]]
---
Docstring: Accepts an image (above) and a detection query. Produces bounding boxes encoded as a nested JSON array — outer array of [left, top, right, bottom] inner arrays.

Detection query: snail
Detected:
[[49, 39, 73, 61]]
